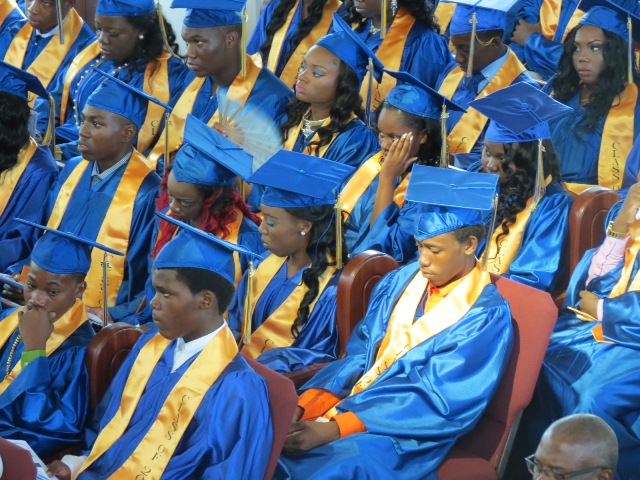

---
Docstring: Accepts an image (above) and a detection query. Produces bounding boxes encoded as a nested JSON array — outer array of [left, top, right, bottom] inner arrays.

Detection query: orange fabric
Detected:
[[298, 388, 340, 420], [332, 411, 367, 437], [423, 276, 464, 312]]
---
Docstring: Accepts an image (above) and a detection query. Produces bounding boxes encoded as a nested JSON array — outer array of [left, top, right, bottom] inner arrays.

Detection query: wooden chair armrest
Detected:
[[284, 363, 327, 389]]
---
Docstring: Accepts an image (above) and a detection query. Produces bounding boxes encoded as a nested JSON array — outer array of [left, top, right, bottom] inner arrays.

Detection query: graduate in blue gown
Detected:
[[0, 62, 57, 272], [276, 166, 513, 480], [525, 186, 640, 479], [48, 215, 272, 480], [0, 0, 25, 40], [0, 224, 123, 457], [228, 151, 355, 373], [49, 0, 189, 161], [544, 1, 640, 193]]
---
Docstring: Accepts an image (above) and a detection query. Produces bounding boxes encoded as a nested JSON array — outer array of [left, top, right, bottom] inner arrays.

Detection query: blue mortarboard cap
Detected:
[[384, 69, 466, 119], [469, 82, 573, 143], [16, 218, 123, 275], [173, 114, 253, 187], [578, 0, 640, 42], [153, 212, 261, 285], [86, 67, 172, 131], [96, 0, 156, 16], [406, 165, 499, 240], [447, 0, 519, 35], [172, 0, 245, 27], [248, 150, 355, 208], [315, 13, 384, 85], [0, 60, 48, 100]]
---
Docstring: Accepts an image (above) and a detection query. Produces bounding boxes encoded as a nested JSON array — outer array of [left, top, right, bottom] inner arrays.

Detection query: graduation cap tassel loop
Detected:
[[335, 196, 344, 270], [242, 261, 255, 345], [467, 12, 477, 79], [242, 8, 248, 78], [628, 16, 634, 85], [157, 3, 182, 60], [381, 0, 388, 39], [439, 104, 449, 168], [481, 193, 499, 271]]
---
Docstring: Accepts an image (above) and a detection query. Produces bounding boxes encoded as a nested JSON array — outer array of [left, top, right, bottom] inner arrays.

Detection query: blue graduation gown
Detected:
[[527, 201, 640, 479], [509, 0, 580, 80], [0, 145, 58, 272], [227, 254, 340, 373], [0, 4, 24, 41], [276, 262, 513, 479], [79, 330, 272, 480], [356, 179, 572, 293], [0, 308, 94, 457], [546, 87, 640, 188]]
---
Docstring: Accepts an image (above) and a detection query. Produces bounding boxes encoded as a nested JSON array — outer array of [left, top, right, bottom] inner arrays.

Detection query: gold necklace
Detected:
[[5, 335, 22, 377], [301, 110, 328, 138]]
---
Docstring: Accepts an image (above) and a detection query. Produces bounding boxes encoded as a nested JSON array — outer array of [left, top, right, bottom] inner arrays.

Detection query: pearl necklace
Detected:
[[301, 110, 328, 138], [5, 335, 22, 377]]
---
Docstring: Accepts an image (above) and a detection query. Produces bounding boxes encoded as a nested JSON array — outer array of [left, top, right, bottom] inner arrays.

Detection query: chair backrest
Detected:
[[568, 186, 620, 277], [244, 357, 298, 480], [74, 0, 97, 30], [336, 250, 399, 357], [442, 274, 558, 476], [0, 438, 37, 480], [84, 322, 145, 410]]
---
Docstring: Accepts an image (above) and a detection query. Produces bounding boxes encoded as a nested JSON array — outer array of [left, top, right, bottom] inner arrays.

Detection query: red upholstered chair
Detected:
[[244, 357, 298, 480], [436, 274, 558, 480], [0, 438, 37, 480], [74, 0, 97, 30]]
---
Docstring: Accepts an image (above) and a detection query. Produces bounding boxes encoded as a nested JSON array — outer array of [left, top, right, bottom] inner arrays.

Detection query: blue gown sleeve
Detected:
[[320, 120, 380, 169], [399, 25, 452, 88], [521, 33, 564, 80]]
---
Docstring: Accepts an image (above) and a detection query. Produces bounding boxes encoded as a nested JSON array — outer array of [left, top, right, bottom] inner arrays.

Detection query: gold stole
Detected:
[[598, 83, 638, 191], [438, 49, 526, 154], [485, 176, 552, 274], [269, 0, 340, 87], [0, 299, 87, 393], [4, 9, 85, 101], [283, 113, 357, 157], [393, 174, 410, 208], [0, 0, 19, 24], [137, 51, 172, 152], [539, 0, 584, 42], [46, 151, 153, 308], [241, 255, 336, 358], [0, 138, 38, 218], [339, 152, 383, 215], [434, 2, 456, 33], [325, 264, 489, 417], [358, 8, 415, 112], [75, 327, 239, 480], [147, 55, 262, 167], [59, 40, 101, 125]]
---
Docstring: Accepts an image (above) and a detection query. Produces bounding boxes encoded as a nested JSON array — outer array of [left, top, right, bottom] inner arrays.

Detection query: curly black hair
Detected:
[[285, 203, 347, 338], [340, 0, 439, 33], [490, 139, 561, 250], [377, 101, 442, 167], [551, 25, 639, 131], [281, 59, 365, 154], [0, 92, 30, 174], [258, 0, 333, 69], [122, 11, 181, 74]]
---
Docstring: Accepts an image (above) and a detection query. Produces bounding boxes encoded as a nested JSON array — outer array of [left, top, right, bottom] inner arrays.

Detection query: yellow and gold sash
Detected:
[[359, 7, 415, 112], [147, 54, 262, 167], [4, 8, 85, 101], [0, 0, 19, 24], [241, 255, 336, 358], [438, 49, 526, 154], [598, 83, 638, 191], [269, 0, 340, 87], [138, 51, 172, 152], [324, 264, 489, 417], [539, 0, 584, 42], [75, 327, 238, 480], [283, 113, 357, 157], [59, 40, 101, 125], [393, 173, 410, 208], [0, 138, 38, 218], [47, 151, 153, 308], [434, 2, 457, 33], [0, 299, 87, 393], [339, 152, 383, 215]]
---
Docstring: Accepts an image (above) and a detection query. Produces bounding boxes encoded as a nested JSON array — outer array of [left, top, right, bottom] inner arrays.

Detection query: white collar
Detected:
[[172, 322, 227, 373]]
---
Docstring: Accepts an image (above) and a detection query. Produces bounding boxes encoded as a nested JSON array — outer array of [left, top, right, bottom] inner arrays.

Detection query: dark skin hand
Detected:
[[18, 304, 55, 351], [46, 460, 71, 480], [283, 419, 340, 452], [577, 290, 599, 318], [510, 19, 542, 46], [2, 271, 25, 305]]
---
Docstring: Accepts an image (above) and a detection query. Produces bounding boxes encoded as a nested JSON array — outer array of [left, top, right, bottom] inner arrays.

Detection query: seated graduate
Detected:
[[123, 115, 265, 326], [523, 182, 640, 479], [0, 220, 120, 457], [0, 62, 57, 272], [227, 151, 354, 374], [147, 0, 293, 174], [3, 73, 160, 325], [50, 0, 188, 161], [358, 83, 574, 293], [436, 0, 537, 167], [47, 213, 273, 480], [248, 0, 341, 85], [343, 69, 464, 251], [336, 0, 452, 110], [0, 0, 94, 108], [544, 0, 640, 194], [275, 166, 513, 480], [0, 0, 25, 40]]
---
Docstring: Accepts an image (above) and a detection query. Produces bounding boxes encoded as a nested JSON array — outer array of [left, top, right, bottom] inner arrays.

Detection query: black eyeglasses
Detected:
[[525, 454, 605, 480]]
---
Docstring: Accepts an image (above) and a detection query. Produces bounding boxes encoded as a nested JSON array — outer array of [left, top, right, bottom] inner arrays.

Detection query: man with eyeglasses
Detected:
[[527, 414, 618, 480]]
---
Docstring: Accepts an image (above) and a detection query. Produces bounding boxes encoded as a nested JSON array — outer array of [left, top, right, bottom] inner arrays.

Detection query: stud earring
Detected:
[[300, 231, 306, 236], [138, 34, 145, 40]]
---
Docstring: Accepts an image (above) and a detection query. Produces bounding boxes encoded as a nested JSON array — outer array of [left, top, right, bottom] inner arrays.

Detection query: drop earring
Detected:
[[391, 0, 397, 17]]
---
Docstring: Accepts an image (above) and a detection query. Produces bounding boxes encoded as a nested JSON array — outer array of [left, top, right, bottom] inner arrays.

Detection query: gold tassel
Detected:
[[242, 8, 248, 78], [481, 193, 499, 271], [381, 0, 387, 39], [56, 0, 64, 44], [156, 3, 182, 60], [163, 110, 170, 171], [42, 94, 56, 146], [628, 16, 633, 85], [529, 138, 546, 212], [366, 57, 374, 127], [101, 251, 110, 328], [466, 12, 477, 79], [439, 104, 449, 168], [335, 195, 343, 269], [242, 260, 255, 344]]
